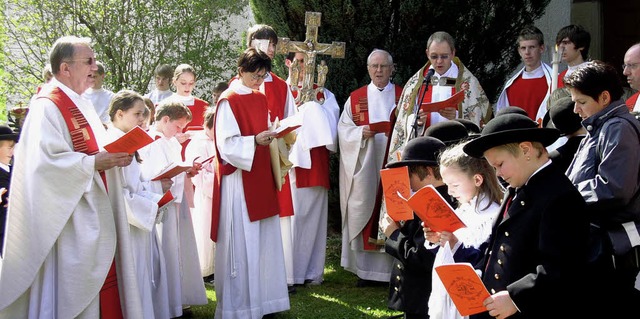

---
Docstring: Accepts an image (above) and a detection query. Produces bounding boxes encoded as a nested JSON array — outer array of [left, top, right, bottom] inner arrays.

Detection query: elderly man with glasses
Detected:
[[386, 31, 490, 166], [624, 42, 640, 111]]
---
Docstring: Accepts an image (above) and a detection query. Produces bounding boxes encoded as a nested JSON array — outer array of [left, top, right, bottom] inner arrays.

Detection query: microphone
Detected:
[[423, 68, 435, 85]]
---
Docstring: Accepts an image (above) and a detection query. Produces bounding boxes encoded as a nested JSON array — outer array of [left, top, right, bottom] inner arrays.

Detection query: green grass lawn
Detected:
[[189, 231, 403, 318]]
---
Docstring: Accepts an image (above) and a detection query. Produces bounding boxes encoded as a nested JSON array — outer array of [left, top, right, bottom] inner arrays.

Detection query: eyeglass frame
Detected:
[[622, 63, 640, 71], [248, 72, 269, 80], [428, 54, 452, 61], [63, 57, 96, 66], [368, 64, 392, 70]]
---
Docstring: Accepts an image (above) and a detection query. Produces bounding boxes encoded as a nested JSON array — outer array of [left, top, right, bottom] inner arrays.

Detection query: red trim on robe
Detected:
[[181, 98, 209, 160], [557, 70, 568, 89], [505, 74, 548, 120], [210, 90, 280, 242], [41, 87, 122, 319], [294, 147, 330, 189], [627, 92, 640, 111]]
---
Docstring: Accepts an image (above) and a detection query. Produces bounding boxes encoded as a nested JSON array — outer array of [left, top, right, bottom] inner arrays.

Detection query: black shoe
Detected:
[[356, 278, 387, 288], [288, 285, 297, 294]]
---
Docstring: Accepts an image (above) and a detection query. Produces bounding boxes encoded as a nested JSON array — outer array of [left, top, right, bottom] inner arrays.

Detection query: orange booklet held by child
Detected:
[[104, 126, 154, 154], [398, 185, 466, 232], [435, 263, 490, 316], [380, 166, 414, 221]]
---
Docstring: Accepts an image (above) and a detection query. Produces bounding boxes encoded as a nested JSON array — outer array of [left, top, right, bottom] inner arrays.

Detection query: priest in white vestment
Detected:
[[339, 49, 398, 284], [0, 36, 142, 318]]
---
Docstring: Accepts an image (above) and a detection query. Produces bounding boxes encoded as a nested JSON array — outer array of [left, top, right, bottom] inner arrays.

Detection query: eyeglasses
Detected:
[[623, 63, 640, 71], [368, 64, 391, 70], [64, 57, 95, 66], [429, 54, 451, 61], [249, 72, 269, 80]]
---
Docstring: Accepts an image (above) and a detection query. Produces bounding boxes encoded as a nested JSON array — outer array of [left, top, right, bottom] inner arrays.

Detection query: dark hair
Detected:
[[238, 47, 272, 74], [564, 60, 623, 102], [143, 97, 156, 125], [408, 165, 442, 181], [155, 64, 174, 79], [246, 24, 278, 47], [556, 25, 591, 60], [213, 81, 229, 94], [518, 25, 544, 46], [204, 107, 215, 129], [108, 89, 145, 163]]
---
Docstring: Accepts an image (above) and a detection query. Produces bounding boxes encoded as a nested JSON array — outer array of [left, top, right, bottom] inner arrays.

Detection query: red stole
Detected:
[[627, 92, 640, 111], [264, 73, 294, 217], [41, 87, 123, 319], [505, 74, 548, 120], [557, 70, 568, 89], [210, 90, 280, 242]]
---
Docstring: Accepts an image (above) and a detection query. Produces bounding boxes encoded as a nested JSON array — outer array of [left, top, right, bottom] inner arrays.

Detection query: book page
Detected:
[[435, 263, 490, 316], [151, 163, 192, 181], [368, 121, 391, 134], [104, 126, 154, 154], [379, 166, 414, 221], [406, 185, 465, 232], [421, 90, 466, 113], [274, 113, 303, 138]]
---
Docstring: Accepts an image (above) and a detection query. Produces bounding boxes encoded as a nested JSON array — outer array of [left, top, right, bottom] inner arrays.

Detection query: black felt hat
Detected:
[[495, 106, 528, 117], [463, 114, 560, 158], [424, 121, 469, 146], [0, 125, 18, 142], [453, 118, 481, 134], [386, 136, 446, 168], [549, 97, 582, 136]]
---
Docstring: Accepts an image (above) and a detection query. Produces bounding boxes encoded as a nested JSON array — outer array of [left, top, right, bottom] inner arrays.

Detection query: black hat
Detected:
[[424, 121, 469, 146], [549, 97, 582, 136], [463, 114, 560, 158], [386, 136, 446, 168], [0, 125, 18, 142], [453, 118, 481, 134], [495, 106, 528, 117]]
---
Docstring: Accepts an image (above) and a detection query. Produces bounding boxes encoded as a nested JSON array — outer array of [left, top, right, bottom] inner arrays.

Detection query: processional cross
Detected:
[[275, 11, 345, 105]]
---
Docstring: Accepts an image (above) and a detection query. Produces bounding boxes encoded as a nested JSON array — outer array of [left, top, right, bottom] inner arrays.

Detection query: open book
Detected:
[[399, 185, 465, 232], [274, 114, 303, 138], [151, 162, 192, 181], [435, 263, 490, 316], [104, 126, 154, 154], [420, 90, 466, 113]]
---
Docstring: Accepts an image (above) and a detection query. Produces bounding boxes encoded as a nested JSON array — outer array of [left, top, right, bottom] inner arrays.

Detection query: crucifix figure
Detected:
[[276, 11, 346, 105]]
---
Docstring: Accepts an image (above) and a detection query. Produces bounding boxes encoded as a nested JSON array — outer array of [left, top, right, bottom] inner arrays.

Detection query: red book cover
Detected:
[[104, 126, 154, 154], [435, 263, 490, 316], [420, 90, 466, 113]]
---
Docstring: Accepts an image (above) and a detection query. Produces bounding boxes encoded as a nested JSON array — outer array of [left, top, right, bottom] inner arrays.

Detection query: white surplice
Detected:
[[287, 88, 340, 284], [0, 79, 142, 318], [139, 128, 207, 318], [184, 131, 216, 277], [106, 126, 171, 319], [214, 81, 290, 318], [338, 82, 396, 282]]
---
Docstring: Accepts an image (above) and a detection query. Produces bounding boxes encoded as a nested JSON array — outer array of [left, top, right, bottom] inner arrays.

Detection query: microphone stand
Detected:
[[411, 69, 435, 139]]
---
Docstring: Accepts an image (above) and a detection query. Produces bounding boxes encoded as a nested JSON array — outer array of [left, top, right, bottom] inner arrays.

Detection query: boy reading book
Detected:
[[380, 136, 456, 318]]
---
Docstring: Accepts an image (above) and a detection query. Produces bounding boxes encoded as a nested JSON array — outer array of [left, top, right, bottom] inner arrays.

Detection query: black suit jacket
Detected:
[[472, 164, 589, 319], [0, 167, 10, 256]]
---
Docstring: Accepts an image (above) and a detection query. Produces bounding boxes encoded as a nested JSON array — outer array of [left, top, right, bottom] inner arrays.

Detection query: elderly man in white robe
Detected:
[[339, 49, 399, 285], [0, 36, 142, 318]]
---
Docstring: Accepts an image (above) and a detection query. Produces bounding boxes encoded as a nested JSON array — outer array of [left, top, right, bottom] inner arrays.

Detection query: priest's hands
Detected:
[[95, 151, 134, 171], [159, 178, 173, 193], [254, 131, 277, 146], [438, 107, 457, 120], [362, 126, 376, 139]]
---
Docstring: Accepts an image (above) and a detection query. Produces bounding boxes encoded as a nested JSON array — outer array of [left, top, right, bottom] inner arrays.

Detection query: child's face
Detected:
[[174, 72, 196, 97], [441, 164, 481, 204], [158, 116, 189, 138], [484, 146, 527, 188], [114, 100, 146, 133], [0, 140, 16, 166], [155, 75, 171, 91]]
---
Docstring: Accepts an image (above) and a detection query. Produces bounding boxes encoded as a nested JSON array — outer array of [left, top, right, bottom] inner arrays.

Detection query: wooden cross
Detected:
[[276, 11, 346, 105]]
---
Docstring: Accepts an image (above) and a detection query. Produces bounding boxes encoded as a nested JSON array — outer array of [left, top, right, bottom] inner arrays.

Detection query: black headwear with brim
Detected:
[[386, 136, 446, 168], [424, 120, 469, 146], [0, 125, 19, 142], [463, 114, 560, 158]]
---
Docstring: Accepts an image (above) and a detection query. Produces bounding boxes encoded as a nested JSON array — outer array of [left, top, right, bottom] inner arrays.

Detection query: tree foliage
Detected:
[[250, 0, 551, 106], [1, 0, 248, 108]]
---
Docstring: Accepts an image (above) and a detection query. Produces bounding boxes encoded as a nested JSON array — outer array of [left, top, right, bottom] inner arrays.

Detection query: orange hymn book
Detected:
[[104, 126, 154, 154], [435, 263, 490, 316], [398, 185, 466, 232], [420, 90, 466, 113], [380, 166, 414, 221]]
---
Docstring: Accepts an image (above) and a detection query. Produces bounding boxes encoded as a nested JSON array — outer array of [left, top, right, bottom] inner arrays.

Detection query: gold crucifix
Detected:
[[276, 11, 346, 105]]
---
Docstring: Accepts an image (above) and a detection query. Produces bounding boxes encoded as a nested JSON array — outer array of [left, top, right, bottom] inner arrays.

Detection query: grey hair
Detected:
[[367, 49, 393, 65], [49, 36, 92, 74], [426, 31, 456, 52]]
